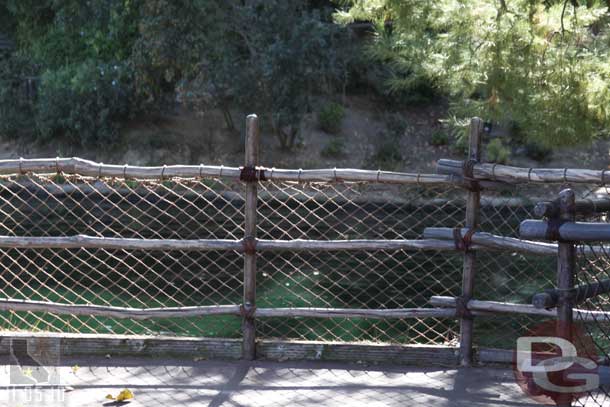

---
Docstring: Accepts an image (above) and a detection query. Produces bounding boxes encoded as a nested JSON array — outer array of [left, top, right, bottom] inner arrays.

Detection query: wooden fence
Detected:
[[1, 115, 610, 368]]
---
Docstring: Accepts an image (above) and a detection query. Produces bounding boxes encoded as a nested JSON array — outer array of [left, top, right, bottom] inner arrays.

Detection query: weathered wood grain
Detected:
[[438, 159, 609, 184], [423, 227, 557, 256]]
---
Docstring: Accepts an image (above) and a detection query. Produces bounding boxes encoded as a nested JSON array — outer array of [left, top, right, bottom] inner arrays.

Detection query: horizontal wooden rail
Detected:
[[520, 220, 610, 242], [430, 296, 610, 322], [430, 296, 554, 317], [255, 307, 456, 319], [0, 234, 491, 252], [0, 297, 457, 320], [437, 158, 610, 184], [532, 278, 610, 309], [423, 227, 557, 256], [534, 198, 610, 218], [0, 157, 459, 185], [0, 298, 241, 319]]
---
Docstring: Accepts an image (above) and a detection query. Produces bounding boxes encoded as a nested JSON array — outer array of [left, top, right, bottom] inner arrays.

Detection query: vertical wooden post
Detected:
[[243, 114, 259, 360], [556, 188, 576, 407], [459, 117, 483, 367]]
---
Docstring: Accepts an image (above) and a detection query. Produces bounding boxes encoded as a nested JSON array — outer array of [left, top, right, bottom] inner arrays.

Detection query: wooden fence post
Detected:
[[459, 117, 483, 366], [556, 188, 576, 407], [243, 114, 259, 360]]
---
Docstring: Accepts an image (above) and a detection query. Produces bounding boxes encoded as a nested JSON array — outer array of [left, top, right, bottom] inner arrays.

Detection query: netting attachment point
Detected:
[[240, 166, 266, 182], [453, 227, 476, 252], [243, 236, 257, 255], [455, 296, 473, 320], [18, 157, 23, 175], [240, 303, 256, 319], [160, 164, 167, 180]]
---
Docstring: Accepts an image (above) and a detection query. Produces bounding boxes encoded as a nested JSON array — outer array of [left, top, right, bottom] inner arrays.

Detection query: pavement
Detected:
[[0, 356, 554, 407]]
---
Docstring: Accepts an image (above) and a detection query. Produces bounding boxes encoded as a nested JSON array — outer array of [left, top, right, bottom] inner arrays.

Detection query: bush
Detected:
[[35, 60, 135, 148], [321, 137, 345, 158], [383, 112, 407, 138], [486, 139, 510, 164], [369, 130, 403, 170], [524, 142, 553, 162], [430, 130, 448, 146], [318, 102, 345, 134]]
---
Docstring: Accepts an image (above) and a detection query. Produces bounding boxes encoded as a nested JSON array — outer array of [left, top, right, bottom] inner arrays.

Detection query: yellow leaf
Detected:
[[72, 365, 80, 373], [105, 394, 114, 400], [116, 388, 134, 401]]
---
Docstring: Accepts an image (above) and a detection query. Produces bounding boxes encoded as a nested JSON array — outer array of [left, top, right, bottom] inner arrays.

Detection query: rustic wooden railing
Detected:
[[5, 115, 610, 368]]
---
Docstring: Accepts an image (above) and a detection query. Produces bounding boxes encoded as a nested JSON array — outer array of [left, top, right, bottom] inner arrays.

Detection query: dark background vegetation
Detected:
[[0, 0, 609, 169]]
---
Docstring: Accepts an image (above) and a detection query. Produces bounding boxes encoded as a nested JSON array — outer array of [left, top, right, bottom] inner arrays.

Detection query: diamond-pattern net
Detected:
[[0, 173, 244, 337], [256, 181, 465, 344], [3, 168, 604, 351], [476, 183, 607, 349], [571, 185, 610, 406]]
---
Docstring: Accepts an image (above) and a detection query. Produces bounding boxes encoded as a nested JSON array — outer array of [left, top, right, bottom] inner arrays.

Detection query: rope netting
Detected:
[[0, 173, 244, 337], [2, 167, 607, 354], [255, 181, 464, 344]]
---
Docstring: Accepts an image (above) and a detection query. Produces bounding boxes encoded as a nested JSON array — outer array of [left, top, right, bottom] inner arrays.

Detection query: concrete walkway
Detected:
[[0, 357, 549, 406]]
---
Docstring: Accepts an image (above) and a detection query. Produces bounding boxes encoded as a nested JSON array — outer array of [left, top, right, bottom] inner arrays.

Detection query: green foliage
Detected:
[[321, 137, 346, 157], [485, 139, 510, 164], [0, 55, 37, 140], [369, 130, 403, 169], [35, 60, 135, 147], [524, 141, 553, 162], [340, 0, 610, 147], [429, 130, 448, 146], [368, 113, 406, 169], [197, 1, 350, 150], [318, 102, 346, 134]]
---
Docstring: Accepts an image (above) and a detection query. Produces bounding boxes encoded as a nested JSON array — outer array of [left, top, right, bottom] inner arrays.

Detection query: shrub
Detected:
[[321, 137, 345, 158], [524, 142, 553, 163], [430, 130, 448, 146], [486, 139, 510, 164], [369, 130, 403, 170], [35, 60, 135, 148], [318, 102, 345, 134], [383, 112, 407, 138]]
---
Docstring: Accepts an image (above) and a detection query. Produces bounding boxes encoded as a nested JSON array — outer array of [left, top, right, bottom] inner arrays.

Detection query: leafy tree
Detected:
[[201, 0, 350, 150], [337, 0, 610, 147]]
